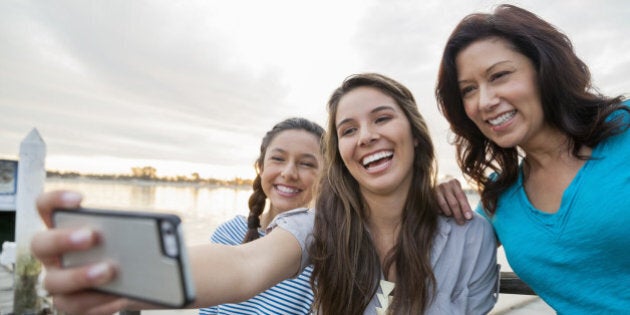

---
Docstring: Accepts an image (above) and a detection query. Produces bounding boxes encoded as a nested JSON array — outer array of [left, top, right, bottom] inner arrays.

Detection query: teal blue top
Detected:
[[480, 106, 630, 314]]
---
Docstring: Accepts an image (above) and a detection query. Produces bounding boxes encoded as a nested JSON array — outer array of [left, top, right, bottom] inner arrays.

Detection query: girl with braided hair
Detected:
[[200, 117, 324, 315]]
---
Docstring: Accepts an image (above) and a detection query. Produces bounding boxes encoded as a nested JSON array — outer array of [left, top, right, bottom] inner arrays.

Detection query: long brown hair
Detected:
[[243, 117, 324, 243], [310, 73, 439, 314], [435, 4, 628, 214]]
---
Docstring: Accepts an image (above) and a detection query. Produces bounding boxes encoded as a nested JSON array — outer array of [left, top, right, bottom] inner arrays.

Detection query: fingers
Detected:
[[437, 178, 474, 225], [32, 227, 114, 297], [36, 190, 83, 227], [449, 179, 473, 221], [32, 190, 127, 315], [436, 186, 453, 217], [31, 228, 98, 267], [439, 182, 463, 223], [40, 255, 119, 315], [43, 261, 116, 294], [52, 291, 127, 315]]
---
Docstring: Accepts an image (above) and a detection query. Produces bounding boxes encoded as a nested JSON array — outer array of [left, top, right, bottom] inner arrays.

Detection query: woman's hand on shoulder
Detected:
[[436, 178, 473, 225], [31, 190, 129, 315]]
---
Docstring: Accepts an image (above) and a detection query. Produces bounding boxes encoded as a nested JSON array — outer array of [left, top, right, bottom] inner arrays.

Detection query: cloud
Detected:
[[0, 1, 295, 170], [1, 0, 628, 179]]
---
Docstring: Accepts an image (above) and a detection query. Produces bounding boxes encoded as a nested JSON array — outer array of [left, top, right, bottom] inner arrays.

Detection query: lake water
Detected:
[[44, 178, 553, 314]]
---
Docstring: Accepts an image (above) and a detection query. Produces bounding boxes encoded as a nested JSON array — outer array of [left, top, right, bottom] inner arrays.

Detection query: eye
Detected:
[[490, 70, 511, 82], [339, 127, 356, 137], [300, 161, 317, 168], [375, 115, 392, 124], [270, 156, 284, 162], [460, 85, 476, 97]]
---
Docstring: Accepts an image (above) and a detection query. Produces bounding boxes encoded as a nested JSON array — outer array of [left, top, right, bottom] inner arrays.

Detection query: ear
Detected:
[[414, 137, 419, 147]]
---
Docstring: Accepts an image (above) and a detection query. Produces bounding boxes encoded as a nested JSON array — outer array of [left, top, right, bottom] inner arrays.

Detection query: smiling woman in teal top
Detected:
[[435, 4, 630, 314]]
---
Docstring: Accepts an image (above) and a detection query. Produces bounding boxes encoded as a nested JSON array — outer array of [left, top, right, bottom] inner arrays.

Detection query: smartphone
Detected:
[[52, 207, 196, 307]]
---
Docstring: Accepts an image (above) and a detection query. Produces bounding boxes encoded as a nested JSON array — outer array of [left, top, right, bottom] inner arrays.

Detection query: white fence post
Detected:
[[13, 128, 46, 315]]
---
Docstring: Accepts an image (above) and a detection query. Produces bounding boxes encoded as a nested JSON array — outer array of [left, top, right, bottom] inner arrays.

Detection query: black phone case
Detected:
[[52, 207, 195, 307]]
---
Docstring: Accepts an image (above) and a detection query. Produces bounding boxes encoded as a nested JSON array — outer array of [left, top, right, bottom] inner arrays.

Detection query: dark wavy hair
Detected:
[[310, 73, 439, 314], [243, 117, 324, 243], [435, 4, 628, 214]]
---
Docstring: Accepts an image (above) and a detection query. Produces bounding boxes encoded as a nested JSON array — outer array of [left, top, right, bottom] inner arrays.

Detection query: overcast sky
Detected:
[[1, 0, 628, 180]]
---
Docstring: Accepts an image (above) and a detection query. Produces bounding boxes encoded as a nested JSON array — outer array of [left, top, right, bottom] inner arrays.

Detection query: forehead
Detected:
[[336, 86, 398, 121], [456, 37, 525, 72], [267, 129, 321, 155]]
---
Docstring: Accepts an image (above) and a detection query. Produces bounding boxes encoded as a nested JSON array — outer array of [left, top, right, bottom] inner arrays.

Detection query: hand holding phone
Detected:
[[52, 207, 196, 307]]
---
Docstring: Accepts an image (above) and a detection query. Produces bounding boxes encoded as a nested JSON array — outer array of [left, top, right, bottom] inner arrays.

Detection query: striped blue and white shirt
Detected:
[[198, 215, 314, 315]]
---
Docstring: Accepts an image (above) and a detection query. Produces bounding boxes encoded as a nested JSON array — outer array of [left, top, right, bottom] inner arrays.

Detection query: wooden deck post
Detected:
[[13, 128, 47, 315]]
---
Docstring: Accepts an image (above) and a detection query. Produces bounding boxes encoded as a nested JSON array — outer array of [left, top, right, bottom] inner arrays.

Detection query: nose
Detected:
[[358, 125, 378, 146], [280, 162, 298, 180], [478, 85, 499, 111]]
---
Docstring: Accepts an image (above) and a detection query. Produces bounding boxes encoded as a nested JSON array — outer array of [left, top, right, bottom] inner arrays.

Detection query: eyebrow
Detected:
[[269, 148, 319, 161], [336, 105, 395, 129], [458, 60, 512, 84]]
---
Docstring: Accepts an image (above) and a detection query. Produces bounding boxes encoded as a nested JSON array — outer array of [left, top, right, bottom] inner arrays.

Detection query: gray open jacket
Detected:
[[268, 208, 499, 315]]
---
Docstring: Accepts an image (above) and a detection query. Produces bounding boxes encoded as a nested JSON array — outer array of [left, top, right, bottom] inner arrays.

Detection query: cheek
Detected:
[[301, 184, 315, 201], [259, 169, 275, 195], [337, 140, 354, 166], [462, 101, 478, 120], [298, 169, 317, 192], [260, 181, 272, 197]]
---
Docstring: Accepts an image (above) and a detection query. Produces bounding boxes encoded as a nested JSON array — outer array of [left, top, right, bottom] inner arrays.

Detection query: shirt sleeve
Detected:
[[465, 213, 500, 314], [210, 216, 245, 245], [267, 208, 315, 272]]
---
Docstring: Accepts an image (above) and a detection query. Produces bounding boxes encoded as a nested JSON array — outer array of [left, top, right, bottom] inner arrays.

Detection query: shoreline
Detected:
[[45, 177, 252, 190]]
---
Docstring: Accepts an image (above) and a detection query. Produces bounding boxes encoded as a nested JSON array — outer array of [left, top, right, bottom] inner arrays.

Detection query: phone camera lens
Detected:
[[161, 221, 179, 257]]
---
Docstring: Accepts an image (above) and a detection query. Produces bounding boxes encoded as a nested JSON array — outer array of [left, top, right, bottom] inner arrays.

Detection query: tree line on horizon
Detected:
[[46, 165, 252, 187], [39, 164, 477, 194]]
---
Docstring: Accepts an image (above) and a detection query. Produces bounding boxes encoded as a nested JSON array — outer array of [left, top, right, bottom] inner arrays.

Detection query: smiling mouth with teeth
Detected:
[[362, 151, 394, 169], [275, 184, 301, 194], [487, 110, 516, 126]]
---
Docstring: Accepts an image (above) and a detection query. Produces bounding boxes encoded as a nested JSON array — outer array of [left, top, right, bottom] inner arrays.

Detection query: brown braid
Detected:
[[243, 174, 267, 242]]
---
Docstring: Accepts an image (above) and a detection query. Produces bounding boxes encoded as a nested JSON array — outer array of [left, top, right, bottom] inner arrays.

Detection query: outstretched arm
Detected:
[[188, 228, 303, 306], [31, 190, 302, 315]]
